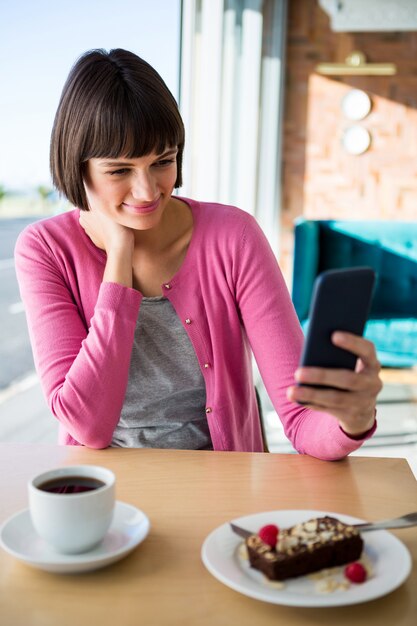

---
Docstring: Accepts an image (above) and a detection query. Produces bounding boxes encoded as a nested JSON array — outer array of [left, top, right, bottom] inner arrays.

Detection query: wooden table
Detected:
[[0, 443, 416, 626]]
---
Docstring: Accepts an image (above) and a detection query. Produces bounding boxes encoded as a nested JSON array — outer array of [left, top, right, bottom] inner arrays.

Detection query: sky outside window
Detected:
[[0, 0, 181, 191]]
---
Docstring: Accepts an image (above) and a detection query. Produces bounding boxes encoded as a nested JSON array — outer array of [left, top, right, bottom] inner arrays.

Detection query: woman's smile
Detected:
[[122, 197, 161, 215]]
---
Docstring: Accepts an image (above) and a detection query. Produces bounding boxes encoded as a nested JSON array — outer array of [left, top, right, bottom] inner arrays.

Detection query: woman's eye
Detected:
[[108, 168, 130, 176], [153, 159, 176, 168]]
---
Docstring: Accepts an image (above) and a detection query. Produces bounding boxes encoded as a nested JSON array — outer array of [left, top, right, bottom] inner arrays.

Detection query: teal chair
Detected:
[[292, 219, 417, 367]]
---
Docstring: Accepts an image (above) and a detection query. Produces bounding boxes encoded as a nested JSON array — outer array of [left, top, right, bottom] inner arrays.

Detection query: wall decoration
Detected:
[[341, 89, 372, 121], [342, 126, 371, 155]]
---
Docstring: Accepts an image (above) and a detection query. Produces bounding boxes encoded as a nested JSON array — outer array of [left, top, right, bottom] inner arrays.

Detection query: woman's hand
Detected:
[[79, 209, 135, 288], [79, 208, 134, 254], [287, 332, 383, 437]]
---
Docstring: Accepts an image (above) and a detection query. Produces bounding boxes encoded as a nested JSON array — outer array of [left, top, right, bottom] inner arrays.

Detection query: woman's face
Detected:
[[83, 148, 178, 230]]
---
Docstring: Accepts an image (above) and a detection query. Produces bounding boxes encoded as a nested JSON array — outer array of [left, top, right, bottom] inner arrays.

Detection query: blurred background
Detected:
[[1, 0, 416, 475]]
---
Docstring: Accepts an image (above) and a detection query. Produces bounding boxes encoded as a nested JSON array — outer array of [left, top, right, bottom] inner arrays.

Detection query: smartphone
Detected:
[[299, 267, 376, 380]]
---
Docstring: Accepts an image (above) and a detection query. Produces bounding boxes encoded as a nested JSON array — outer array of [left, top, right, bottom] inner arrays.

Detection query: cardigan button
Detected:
[[204, 363, 210, 369], [185, 318, 192, 324], [205, 407, 212, 414], [164, 283, 171, 289]]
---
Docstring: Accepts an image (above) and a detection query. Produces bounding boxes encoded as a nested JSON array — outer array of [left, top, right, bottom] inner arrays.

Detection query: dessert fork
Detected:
[[353, 511, 417, 531], [230, 511, 417, 538]]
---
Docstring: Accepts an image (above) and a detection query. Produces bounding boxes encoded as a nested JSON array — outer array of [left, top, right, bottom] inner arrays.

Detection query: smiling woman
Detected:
[[0, 3, 182, 448], [14, 47, 381, 457]]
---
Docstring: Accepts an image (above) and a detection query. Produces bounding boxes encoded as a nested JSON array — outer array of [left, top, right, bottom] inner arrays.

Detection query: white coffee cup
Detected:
[[28, 465, 115, 554]]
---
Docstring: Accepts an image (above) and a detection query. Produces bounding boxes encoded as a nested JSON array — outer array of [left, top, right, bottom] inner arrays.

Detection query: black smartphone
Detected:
[[299, 267, 376, 381]]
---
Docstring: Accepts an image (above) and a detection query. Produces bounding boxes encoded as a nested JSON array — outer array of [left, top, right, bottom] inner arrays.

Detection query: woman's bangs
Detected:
[[86, 96, 182, 160]]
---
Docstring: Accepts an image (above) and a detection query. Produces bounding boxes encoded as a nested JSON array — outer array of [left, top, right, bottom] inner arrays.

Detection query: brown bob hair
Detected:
[[50, 48, 185, 211]]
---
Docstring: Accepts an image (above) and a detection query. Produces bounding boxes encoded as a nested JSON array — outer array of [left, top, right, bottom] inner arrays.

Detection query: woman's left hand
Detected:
[[287, 332, 383, 437]]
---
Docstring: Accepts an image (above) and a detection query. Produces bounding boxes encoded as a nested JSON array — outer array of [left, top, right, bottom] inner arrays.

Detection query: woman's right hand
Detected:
[[79, 207, 134, 254], [79, 209, 135, 288]]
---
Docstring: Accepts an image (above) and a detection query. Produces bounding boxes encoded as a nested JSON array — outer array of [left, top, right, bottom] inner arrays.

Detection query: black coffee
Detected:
[[37, 476, 106, 495]]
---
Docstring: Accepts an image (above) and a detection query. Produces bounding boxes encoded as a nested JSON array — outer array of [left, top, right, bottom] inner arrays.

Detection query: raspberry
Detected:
[[344, 562, 367, 584], [258, 524, 279, 548]]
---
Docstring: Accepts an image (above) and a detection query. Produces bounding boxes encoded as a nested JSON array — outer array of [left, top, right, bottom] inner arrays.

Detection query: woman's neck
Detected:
[[133, 197, 192, 254], [131, 197, 194, 296]]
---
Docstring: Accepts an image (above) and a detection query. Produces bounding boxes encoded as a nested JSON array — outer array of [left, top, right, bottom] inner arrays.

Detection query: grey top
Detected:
[[111, 296, 212, 449]]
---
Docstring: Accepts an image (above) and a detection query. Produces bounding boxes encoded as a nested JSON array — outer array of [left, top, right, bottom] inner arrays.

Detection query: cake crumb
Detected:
[[309, 566, 351, 594], [238, 543, 249, 560], [264, 579, 285, 590], [316, 577, 350, 594], [360, 554, 374, 578]]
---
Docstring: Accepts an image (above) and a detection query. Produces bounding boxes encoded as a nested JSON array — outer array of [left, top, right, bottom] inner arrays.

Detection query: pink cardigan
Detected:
[[15, 198, 375, 458]]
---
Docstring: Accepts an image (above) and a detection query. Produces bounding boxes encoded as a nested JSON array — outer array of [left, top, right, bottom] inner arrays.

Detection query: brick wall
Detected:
[[280, 0, 417, 282]]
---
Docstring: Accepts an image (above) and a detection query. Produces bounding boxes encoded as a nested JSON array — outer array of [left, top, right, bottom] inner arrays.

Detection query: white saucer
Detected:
[[0, 501, 150, 573]]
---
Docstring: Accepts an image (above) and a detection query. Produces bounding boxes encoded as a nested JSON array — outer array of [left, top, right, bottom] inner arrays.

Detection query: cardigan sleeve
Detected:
[[233, 215, 376, 461], [14, 225, 141, 448]]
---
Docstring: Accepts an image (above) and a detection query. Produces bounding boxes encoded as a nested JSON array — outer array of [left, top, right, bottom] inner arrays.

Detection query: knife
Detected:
[[230, 522, 252, 539]]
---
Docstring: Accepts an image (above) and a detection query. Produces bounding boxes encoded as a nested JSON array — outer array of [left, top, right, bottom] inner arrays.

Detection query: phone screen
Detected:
[[299, 267, 376, 372]]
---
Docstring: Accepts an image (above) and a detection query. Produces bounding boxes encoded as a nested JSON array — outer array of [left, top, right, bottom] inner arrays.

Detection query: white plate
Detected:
[[201, 510, 412, 607], [0, 501, 150, 574]]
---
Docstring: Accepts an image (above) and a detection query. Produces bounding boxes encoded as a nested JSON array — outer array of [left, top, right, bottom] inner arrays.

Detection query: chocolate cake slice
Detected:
[[245, 516, 363, 581]]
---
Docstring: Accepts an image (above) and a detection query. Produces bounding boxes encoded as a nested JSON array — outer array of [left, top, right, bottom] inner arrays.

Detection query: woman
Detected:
[[15, 48, 381, 458]]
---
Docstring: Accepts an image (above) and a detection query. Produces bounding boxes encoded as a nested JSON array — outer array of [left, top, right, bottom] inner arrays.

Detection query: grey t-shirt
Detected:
[[111, 296, 212, 449]]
